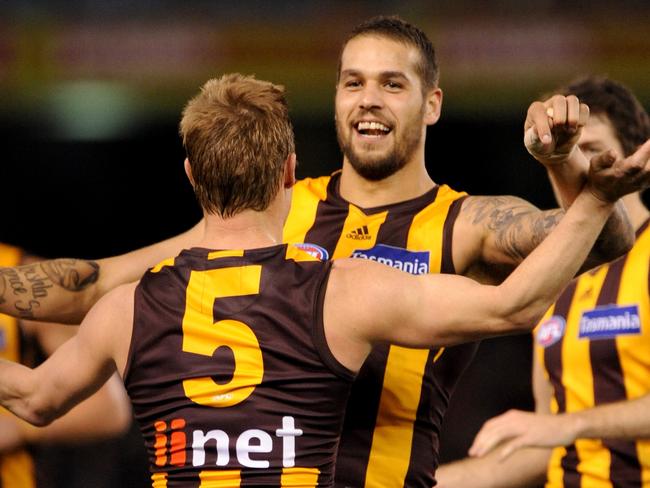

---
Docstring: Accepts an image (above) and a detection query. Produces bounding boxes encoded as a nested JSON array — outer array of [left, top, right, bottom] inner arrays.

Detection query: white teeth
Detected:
[[357, 121, 390, 132]]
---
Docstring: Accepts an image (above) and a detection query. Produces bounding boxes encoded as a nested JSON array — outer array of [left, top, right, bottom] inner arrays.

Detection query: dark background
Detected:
[[1, 0, 649, 485]]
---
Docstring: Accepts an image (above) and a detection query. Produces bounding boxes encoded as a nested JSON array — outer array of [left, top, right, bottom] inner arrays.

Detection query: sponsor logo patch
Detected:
[[351, 244, 430, 275], [536, 316, 565, 347], [293, 243, 329, 260], [579, 304, 641, 340]]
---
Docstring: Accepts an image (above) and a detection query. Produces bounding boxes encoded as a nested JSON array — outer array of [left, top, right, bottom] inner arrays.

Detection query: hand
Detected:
[[586, 139, 650, 203], [468, 409, 576, 461], [524, 95, 590, 166]]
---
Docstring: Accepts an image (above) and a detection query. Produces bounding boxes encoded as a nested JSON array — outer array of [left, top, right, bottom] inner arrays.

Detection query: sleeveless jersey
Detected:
[[283, 172, 478, 488], [535, 219, 650, 488], [124, 244, 355, 487], [0, 243, 37, 488]]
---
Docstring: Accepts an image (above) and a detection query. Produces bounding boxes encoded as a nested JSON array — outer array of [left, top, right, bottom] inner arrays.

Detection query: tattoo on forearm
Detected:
[[0, 259, 99, 320], [40, 259, 99, 291]]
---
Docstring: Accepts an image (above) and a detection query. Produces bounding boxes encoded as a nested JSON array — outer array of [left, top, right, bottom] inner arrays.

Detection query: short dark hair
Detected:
[[337, 15, 439, 93], [558, 76, 650, 157], [180, 73, 295, 217]]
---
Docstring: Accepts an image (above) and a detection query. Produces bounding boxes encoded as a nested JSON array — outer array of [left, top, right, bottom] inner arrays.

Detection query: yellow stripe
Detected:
[[283, 176, 331, 244], [365, 347, 430, 487], [151, 472, 168, 487], [331, 205, 388, 259], [199, 469, 242, 487], [208, 250, 244, 260], [281, 467, 320, 487], [615, 226, 650, 479], [285, 245, 320, 262], [0, 243, 22, 266], [0, 450, 36, 488], [150, 257, 176, 273], [365, 189, 461, 487]]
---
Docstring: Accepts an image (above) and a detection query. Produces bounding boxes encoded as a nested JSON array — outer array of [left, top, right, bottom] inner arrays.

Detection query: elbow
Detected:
[[494, 306, 547, 335]]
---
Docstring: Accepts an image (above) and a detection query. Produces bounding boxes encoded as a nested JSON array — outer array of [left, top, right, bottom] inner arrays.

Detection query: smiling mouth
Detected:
[[355, 121, 391, 138]]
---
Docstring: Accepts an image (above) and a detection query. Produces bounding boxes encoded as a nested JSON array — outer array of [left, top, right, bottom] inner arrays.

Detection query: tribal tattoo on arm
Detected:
[[0, 259, 99, 320]]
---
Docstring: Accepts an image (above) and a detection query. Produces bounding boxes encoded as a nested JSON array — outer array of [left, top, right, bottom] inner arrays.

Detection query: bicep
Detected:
[[457, 195, 562, 280], [358, 267, 505, 348]]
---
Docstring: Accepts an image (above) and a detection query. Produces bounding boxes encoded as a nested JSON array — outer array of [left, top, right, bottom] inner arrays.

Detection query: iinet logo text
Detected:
[[154, 415, 303, 469]]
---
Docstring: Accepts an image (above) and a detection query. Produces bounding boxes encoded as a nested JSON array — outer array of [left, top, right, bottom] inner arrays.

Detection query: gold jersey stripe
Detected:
[[283, 176, 330, 245], [280, 466, 320, 487], [199, 469, 242, 486], [364, 347, 430, 488], [364, 189, 457, 487], [151, 472, 168, 487], [208, 250, 245, 260], [150, 257, 176, 273], [0, 450, 36, 488], [331, 205, 388, 259]]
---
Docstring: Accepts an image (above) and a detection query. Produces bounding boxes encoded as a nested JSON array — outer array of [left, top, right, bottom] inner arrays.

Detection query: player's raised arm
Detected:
[[0, 220, 202, 324], [454, 97, 635, 283], [327, 145, 650, 371]]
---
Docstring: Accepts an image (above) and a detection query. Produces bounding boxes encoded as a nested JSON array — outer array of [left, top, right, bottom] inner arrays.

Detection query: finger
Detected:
[[578, 103, 590, 128], [551, 95, 568, 126], [498, 439, 522, 462], [590, 149, 618, 172], [565, 95, 581, 132], [525, 102, 553, 145]]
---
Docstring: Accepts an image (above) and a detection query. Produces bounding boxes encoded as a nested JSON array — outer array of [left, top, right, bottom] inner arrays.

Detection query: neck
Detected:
[[622, 192, 650, 232], [197, 208, 284, 250], [338, 156, 435, 208]]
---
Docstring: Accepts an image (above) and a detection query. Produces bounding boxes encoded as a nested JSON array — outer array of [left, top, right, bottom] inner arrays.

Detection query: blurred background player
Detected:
[[0, 244, 131, 488], [0, 72, 649, 488], [436, 75, 650, 488]]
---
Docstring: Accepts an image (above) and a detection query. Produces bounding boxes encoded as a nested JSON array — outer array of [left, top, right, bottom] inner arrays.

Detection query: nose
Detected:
[[359, 82, 383, 111]]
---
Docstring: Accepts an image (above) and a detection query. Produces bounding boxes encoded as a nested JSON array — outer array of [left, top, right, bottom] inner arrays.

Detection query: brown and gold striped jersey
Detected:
[[283, 172, 478, 488], [124, 244, 355, 488], [0, 243, 37, 488], [535, 219, 650, 488]]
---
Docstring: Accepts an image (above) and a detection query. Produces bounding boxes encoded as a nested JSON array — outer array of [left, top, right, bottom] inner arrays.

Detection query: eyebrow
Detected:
[[340, 69, 410, 81]]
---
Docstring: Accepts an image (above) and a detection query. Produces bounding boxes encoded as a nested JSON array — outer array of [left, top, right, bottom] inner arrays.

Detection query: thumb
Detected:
[[590, 149, 618, 172]]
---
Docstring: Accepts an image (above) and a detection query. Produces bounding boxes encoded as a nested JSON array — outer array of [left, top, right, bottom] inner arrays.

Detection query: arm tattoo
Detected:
[[0, 259, 99, 320], [462, 196, 564, 263], [40, 259, 99, 291]]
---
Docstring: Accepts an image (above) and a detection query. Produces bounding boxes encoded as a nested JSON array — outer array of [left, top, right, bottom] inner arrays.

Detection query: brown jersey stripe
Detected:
[[441, 196, 468, 275], [592, 256, 642, 487]]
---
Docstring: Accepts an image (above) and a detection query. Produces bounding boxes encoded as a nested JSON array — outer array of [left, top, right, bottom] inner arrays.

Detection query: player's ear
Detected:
[[283, 153, 297, 189], [184, 158, 196, 188], [424, 87, 443, 126]]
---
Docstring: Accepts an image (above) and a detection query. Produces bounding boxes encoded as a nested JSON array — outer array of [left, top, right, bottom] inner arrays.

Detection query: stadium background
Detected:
[[1, 0, 649, 485]]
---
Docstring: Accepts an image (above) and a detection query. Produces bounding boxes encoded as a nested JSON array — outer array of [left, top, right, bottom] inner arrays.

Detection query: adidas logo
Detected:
[[346, 225, 372, 240]]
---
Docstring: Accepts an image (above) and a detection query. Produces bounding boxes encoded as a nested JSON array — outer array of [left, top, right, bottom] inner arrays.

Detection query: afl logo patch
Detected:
[[293, 243, 329, 260], [536, 316, 565, 347]]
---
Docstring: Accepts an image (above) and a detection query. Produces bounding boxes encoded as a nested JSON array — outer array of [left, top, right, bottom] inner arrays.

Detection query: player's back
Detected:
[[123, 244, 355, 487]]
